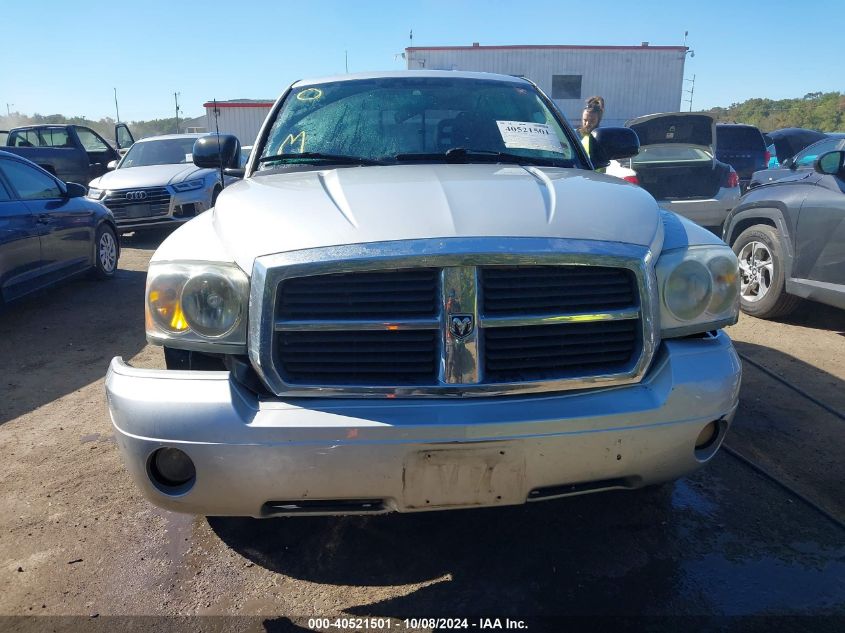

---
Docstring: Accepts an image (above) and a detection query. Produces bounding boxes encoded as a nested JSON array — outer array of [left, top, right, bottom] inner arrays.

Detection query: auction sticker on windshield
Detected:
[[496, 121, 563, 153]]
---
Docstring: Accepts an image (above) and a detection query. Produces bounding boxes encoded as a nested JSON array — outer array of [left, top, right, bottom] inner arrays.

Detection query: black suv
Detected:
[[715, 124, 768, 193]]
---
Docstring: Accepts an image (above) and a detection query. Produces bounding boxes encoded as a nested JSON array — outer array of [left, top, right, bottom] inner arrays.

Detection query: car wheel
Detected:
[[93, 224, 119, 279], [732, 224, 800, 318]]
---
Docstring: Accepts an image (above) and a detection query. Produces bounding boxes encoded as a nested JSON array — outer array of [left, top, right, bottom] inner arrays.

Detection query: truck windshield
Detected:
[[119, 138, 198, 168], [258, 77, 580, 169]]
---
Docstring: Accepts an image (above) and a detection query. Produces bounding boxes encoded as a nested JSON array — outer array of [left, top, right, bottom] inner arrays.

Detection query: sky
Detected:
[[2, 0, 843, 122]]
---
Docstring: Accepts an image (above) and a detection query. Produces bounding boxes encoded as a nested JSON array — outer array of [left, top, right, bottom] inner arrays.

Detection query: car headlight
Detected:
[[87, 187, 105, 200], [171, 179, 205, 192], [146, 262, 249, 352], [656, 245, 739, 337]]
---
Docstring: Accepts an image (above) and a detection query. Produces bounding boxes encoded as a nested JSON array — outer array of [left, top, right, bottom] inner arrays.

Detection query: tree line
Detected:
[[0, 113, 202, 142], [708, 92, 843, 133], [2, 92, 842, 141]]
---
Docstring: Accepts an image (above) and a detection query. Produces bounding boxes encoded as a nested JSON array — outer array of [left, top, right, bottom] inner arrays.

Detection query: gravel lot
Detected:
[[1, 233, 843, 631]]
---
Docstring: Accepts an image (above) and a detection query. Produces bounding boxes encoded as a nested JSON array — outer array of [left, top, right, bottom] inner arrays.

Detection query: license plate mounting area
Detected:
[[402, 445, 526, 509]]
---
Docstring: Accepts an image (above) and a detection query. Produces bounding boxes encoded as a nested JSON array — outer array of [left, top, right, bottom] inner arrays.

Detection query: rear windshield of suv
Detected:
[[716, 126, 765, 151]]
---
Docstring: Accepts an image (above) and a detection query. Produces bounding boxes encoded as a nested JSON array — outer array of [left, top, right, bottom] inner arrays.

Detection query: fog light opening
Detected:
[[148, 447, 196, 494], [695, 422, 719, 450]]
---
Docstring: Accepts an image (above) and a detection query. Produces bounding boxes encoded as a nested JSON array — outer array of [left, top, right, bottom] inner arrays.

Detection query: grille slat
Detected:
[[278, 329, 438, 385], [482, 284, 633, 299], [486, 342, 635, 361], [482, 266, 637, 316], [484, 331, 636, 351], [486, 354, 632, 371], [482, 317, 639, 382], [485, 294, 635, 310], [279, 268, 438, 319]]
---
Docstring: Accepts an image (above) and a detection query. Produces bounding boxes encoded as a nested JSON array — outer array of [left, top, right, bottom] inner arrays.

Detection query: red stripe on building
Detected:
[[203, 102, 274, 108], [406, 45, 687, 52]]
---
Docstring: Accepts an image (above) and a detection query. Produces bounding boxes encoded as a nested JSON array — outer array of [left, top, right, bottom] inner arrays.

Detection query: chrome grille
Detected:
[[102, 187, 171, 220], [252, 238, 657, 398]]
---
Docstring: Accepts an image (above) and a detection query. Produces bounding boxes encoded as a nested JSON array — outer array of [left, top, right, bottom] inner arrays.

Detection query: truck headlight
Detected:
[[171, 179, 205, 192], [656, 246, 739, 337], [87, 187, 105, 200], [181, 273, 242, 336], [146, 262, 248, 351]]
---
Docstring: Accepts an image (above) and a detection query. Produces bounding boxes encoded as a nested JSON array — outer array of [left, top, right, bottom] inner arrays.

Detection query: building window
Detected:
[[552, 75, 582, 99]]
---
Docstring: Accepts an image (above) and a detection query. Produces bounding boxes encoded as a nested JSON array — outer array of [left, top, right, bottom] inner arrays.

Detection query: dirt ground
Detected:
[[1, 234, 843, 631]]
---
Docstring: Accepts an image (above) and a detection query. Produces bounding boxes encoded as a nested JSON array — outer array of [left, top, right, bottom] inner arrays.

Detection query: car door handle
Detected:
[[36, 214, 52, 225]]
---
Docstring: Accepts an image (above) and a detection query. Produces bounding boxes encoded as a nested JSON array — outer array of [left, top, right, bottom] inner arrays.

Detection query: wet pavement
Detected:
[[205, 453, 845, 618]]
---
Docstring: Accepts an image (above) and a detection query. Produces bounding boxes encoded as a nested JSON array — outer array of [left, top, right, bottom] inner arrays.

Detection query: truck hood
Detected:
[[90, 163, 207, 189], [203, 164, 662, 273], [627, 112, 715, 152]]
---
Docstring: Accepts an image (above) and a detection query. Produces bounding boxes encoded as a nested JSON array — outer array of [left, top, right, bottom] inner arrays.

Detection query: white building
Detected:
[[203, 99, 274, 145], [405, 43, 689, 127]]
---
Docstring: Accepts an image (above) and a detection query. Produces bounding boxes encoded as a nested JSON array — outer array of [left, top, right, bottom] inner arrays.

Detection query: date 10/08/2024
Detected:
[[306, 617, 529, 630]]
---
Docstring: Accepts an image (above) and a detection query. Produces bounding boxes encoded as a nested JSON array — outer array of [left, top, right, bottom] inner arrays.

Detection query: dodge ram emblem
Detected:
[[449, 314, 474, 339]]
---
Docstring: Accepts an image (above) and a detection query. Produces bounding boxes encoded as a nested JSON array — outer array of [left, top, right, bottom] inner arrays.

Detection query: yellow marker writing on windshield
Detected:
[[279, 131, 306, 153], [296, 88, 323, 102]]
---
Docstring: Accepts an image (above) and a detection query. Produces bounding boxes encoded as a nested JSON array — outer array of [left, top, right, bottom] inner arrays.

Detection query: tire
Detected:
[[92, 224, 119, 279], [731, 224, 800, 319]]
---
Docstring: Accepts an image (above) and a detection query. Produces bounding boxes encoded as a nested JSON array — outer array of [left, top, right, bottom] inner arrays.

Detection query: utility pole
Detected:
[[684, 75, 696, 112], [345, 50, 348, 73], [113, 88, 121, 123], [5, 103, 12, 117], [174, 92, 181, 133]]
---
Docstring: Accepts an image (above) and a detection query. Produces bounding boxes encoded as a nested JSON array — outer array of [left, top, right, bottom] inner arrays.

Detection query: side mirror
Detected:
[[65, 182, 87, 198], [815, 150, 845, 176], [782, 157, 794, 170], [193, 134, 241, 169], [107, 160, 118, 170], [593, 127, 640, 160]]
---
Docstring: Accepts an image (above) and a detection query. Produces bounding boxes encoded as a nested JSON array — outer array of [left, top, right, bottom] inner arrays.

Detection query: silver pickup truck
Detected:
[[106, 71, 742, 517]]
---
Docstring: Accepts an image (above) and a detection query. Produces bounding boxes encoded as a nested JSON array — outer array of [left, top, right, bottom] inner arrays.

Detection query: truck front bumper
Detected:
[[106, 332, 741, 517]]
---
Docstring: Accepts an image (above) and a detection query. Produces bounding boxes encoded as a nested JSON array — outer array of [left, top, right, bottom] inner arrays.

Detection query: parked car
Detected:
[[606, 112, 741, 231], [3, 124, 134, 185], [765, 127, 827, 167], [0, 151, 118, 304], [715, 123, 768, 192], [106, 71, 741, 518], [749, 134, 845, 189], [723, 150, 845, 318], [86, 133, 239, 233]]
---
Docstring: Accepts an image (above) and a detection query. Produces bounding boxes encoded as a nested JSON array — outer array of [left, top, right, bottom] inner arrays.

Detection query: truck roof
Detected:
[[294, 69, 531, 88]]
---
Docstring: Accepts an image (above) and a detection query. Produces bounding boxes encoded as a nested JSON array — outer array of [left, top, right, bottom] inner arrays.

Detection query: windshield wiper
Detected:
[[393, 147, 572, 167], [258, 152, 387, 166]]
